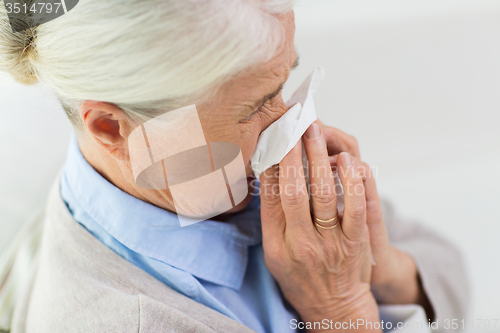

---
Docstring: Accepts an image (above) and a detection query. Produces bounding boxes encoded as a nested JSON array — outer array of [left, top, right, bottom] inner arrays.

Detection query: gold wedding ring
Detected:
[[313, 213, 340, 230], [313, 215, 338, 223], [314, 220, 340, 229]]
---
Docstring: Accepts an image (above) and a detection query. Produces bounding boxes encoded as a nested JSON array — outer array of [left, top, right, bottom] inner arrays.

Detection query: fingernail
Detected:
[[339, 152, 353, 166], [305, 123, 321, 139]]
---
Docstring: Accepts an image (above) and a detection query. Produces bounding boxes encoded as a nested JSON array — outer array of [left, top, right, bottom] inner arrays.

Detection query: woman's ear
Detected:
[[80, 100, 133, 162]]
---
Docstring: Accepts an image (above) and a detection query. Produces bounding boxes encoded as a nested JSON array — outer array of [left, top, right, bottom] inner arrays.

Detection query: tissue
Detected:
[[250, 66, 326, 179], [250, 66, 374, 265]]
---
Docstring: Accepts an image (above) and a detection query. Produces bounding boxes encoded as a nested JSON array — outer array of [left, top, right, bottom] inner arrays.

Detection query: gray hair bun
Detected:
[[0, 7, 38, 85]]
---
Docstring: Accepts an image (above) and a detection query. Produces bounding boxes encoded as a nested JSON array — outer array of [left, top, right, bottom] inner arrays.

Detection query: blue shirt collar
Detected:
[[62, 133, 262, 290]]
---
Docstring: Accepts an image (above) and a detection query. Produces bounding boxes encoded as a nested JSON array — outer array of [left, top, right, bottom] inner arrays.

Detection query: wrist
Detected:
[[372, 247, 430, 304], [371, 247, 419, 304], [371, 247, 435, 321], [299, 290, 382, 333]]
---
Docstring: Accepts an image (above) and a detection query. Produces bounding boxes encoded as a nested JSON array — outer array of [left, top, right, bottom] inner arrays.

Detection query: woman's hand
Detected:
[[259, 123, 381, 332], [319, 121, 434, 317], [329, 154, 434, 314]]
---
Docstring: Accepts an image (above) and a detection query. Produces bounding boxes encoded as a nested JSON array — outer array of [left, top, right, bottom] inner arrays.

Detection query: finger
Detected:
[[329, 155, 382, 223], [260, 165, 286, 240], [354, 160, 383, 224], [279, 140, 314, 234], [336, 152, 367, 241], [330, 155, 389, 251], [319, 122, 361, 159], [303, 123, 338, 227], [348, 158, 389, 255]]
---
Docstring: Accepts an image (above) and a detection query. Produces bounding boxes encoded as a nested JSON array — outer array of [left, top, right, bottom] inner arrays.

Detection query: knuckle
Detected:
[[311, 183, 336, 205], [260, 183, 281, 205], [346, 201, 366, 220], [346, 179, 365, 197], [280, 184, 308, 206], [366, 199, 381, 212]]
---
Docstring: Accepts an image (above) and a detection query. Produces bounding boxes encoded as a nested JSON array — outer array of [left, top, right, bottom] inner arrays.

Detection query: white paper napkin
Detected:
[[250, 66, 326, 179]]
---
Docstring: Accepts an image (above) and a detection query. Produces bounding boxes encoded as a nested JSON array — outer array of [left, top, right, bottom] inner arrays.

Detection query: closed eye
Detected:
[[240, 106, 264, 122], [240, 88, 282, 122], [253, 84, 284, 113]]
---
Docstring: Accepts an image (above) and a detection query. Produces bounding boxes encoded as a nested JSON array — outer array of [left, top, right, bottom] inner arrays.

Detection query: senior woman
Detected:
[[0, 1, 468, 332]]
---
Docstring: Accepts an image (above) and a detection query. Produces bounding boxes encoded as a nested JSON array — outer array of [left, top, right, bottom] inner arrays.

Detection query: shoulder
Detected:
[[13, 177, 255, 333], [20, 186, 141, 332]]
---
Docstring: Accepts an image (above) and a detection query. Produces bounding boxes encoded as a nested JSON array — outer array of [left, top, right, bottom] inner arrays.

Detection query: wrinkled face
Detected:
[[195, 10, 298, 212], [79, 10, 298, 218]]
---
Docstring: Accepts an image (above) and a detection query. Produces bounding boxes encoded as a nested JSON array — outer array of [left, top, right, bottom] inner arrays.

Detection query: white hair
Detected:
[[0, 0, 294, 130]]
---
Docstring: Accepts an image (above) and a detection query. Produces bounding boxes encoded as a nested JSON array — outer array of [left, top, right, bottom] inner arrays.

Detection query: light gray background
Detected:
[[1, 0, 499, 331]]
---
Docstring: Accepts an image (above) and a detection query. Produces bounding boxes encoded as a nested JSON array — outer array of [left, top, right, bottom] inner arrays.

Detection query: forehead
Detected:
[[249, 11, 296, 83], [223, 11, 297, 104]]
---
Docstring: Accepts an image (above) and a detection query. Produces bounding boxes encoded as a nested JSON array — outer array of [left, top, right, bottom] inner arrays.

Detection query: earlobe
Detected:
[[80, 100, 132, 161]]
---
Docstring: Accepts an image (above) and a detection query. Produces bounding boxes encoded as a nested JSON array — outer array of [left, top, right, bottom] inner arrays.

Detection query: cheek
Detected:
[[203, 120, 261, 172], [235, 103, 289, 168], [235, 125, 262, 166]]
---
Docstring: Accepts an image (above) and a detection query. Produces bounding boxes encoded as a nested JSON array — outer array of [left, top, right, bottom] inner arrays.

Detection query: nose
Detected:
[[258, 95, 290, 133]]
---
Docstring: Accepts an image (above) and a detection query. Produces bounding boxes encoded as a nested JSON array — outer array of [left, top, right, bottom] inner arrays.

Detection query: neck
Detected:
[[78, 136, 178, 213]]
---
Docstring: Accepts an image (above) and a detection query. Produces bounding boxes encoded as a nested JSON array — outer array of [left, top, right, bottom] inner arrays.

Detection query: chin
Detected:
[[225, 192, 253, 213], [216, 182, 255, 218]]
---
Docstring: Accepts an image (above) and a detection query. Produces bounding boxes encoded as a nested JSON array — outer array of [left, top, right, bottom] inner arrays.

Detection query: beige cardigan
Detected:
[[8, 177, 469, 333]]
